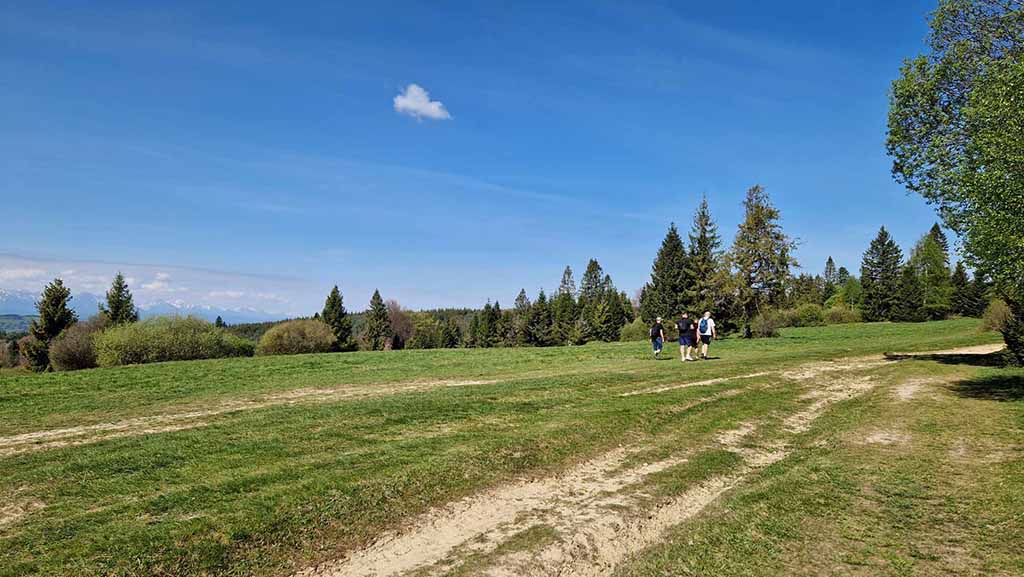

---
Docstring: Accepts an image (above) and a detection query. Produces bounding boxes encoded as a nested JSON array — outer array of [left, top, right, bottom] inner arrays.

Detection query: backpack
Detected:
[[650, 325, 658, 338], [699, 318, 708, 333]]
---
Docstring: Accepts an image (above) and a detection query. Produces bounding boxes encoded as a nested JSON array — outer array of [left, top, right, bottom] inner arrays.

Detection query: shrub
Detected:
[[983, 299, 1011, 333], [792, 303, 826, 327], [750, 311, 783, 338], [18, 335, 49, 372], [619, 318, 650, 342], [825, 306, 862, 324], [0, 339, 19, 368], [50, 316, 110, 372], [95, 316, 255, 367], [256, 319, 337, 356]]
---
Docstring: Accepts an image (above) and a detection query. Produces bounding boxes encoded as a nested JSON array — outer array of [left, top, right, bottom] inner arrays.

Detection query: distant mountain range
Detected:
[[0, 289, 286, 325]]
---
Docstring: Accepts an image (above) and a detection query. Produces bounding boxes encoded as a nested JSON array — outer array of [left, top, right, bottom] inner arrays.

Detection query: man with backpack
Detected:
[[676, 311, 697, 361], [650, 316, 666, 359], [698, 311, 716, 360]]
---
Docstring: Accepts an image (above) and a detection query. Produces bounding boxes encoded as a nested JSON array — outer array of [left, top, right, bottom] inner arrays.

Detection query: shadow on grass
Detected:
[[949, 374, 1024, 402], [885, 351, 1009, 368]]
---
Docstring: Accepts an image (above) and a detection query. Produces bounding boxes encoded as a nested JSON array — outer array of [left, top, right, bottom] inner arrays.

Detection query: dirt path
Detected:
[[295, 359, 908, 577]]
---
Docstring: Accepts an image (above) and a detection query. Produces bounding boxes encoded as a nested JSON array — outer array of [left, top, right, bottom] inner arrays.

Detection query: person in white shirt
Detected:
[[697, 311, 716, 360]]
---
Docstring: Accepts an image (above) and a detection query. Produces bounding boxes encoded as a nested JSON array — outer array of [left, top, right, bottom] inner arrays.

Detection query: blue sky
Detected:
[[2, 0, 947, 316]]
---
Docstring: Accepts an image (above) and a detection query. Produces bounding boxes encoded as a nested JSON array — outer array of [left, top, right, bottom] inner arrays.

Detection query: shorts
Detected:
[[700, 334, 712, 345], [680, 335, 695, 346], [652, 337, 663, 351]]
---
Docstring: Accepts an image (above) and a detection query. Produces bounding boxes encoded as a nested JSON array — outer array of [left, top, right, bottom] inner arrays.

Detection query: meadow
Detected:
[[1, 319, 1021, 577]]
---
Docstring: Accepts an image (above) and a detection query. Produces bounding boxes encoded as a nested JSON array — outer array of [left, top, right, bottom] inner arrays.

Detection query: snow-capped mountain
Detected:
[[0, 289, 284, 324]]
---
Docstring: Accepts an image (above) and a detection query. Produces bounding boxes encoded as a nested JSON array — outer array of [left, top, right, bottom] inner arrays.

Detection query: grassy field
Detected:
[[0, 319, 1021, 577]]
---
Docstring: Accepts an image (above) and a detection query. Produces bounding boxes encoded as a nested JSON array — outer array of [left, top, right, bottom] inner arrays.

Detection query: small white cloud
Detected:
[[155, 272, 171, 281], [393, 83, 451, 120]]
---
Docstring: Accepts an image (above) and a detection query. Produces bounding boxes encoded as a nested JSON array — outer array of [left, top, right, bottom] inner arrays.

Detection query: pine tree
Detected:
[[837, 266, 851, 285], [527, 289, 553, 346], [578, 259, 607, 307], [512, 289, 532, 346], [928, 223, 950, 257], [558, 266, 576, 299], [950, 261, 973, 316], [363, 289, 392, 351], [31, 278, 77, 343], [893, 265, 927, 322], [860, 227, 904, 321], [730, 185, 797, 336], [619, 291, 635, 324], [684, 196, 723, 317], [466, 314, 481, 348], [967, 270, 990, 317], [100, 272, 138, 325], [322, 285, 355, 351], [440, 319, 462, 348], [823, 257, 839, 301], [551, 266, 579, 346], [215, 315, 224, 328], [909, 233, 952, 320], [641, 223, 689, 321]]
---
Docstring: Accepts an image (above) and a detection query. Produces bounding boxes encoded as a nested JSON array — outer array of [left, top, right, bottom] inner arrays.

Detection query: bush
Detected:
[[50, 316, 109, 372], [0, 339, 19, 368], [619, 318, 650, 342], [792, 303, 826, 327], [983, 299, 1011, 333], [18, 335, 49, 372], [750, 311, 783, 338], [825, 306, 862, 324], [256, 319, 337, 356], [95, 316, 255, 366]]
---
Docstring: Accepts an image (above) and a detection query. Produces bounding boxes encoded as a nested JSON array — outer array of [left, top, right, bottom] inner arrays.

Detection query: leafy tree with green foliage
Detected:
[[909, 233, 953, 319], [363, 289, 392, 351], [100, 272, 138, 325], [893, 265, 928, 322], [730, 185, 797, 336], [887, 0, 1024, 361], [322, 285, 355, 351], [640, 223, 689, 321], [214, 316, 224, 328], [683, 196, 724, 318], [860, 227, 904, 321]]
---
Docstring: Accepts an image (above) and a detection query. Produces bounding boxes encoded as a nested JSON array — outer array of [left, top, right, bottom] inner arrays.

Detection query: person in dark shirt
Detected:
[[676, 312, 697, 361], [650, 316, 666, 359]]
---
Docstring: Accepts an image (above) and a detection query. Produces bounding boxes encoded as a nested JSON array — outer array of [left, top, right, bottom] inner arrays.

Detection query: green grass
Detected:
[[0, 319, 1016, 577]]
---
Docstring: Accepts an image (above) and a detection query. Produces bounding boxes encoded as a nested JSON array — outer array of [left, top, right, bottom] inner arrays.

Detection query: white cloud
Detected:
[[208, 290, 245, 299], [0, 267, 46, 282], [393, 83, 451, 120], [141, 272, 186, 292]]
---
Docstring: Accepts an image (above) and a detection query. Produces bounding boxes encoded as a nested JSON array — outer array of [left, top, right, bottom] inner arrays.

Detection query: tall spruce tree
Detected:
[[439, 319, 462, 348], [215, 315, 224, 328], [512, 289, 532, 346], [823, 257, 839, 301], [100, 272, 138, 325], [363, 289, 393, 351], [578, 260, 607, 306], [322, 285, 355, 351], [31, 278, 77, 343], [527, 289, 553, 346], [837, 266, 851, 285], [929, 223, 950, 258], [950, 261, 973, 316], [551, 266, 579, 346], [893, 264, 927, 322], [641, 223, 689, 321], [730, 185, 797, 336], [860, 226, 904, 321], [909, 233, 952, 319], [683, 196, 723, 317]]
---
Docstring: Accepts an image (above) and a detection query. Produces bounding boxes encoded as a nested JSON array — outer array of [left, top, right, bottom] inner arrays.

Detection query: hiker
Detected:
[[698, 311, 716, 359], [650, 316, 666, 359], [677, 312, 697, 361]]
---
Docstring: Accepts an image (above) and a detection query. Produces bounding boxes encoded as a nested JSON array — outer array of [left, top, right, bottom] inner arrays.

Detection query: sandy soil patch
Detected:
[[0, 498, 45, 530], [860, 430, 911, 446]]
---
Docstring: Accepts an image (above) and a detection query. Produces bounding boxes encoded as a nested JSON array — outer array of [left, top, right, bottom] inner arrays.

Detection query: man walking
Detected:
[[698, 311, 716, 360], [650, 316, 666, 359], [676, 312, 697, 361]]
